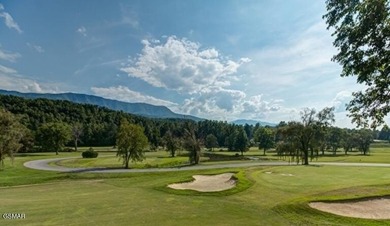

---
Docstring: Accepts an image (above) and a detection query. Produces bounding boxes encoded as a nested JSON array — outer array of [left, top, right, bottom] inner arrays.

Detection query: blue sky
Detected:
[[0, 0, 383, 128]]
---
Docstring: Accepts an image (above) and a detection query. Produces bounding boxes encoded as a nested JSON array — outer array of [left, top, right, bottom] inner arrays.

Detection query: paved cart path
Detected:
[[23, 157, 390, 173]]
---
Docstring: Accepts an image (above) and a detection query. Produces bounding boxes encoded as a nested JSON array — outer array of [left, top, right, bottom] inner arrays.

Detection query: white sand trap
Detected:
[[168, 173, 237, 192], [310, 197, 390, 219]]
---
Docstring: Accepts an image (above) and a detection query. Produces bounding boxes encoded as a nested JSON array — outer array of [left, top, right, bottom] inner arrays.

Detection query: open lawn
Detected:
[[1, 147, 390, 225], [53, 147, 390, 170], [313, 147, 390, 163], [54, 152, 190, 169]]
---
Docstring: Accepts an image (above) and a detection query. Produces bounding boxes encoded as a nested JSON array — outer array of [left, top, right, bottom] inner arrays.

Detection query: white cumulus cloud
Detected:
[[179, 87, 287, 122], [331, 90, 353, 113], [180, 87, 246, 117], [119, 36, 293, 122], [121, 36, 250, 94], [242, 95, 283, 114]]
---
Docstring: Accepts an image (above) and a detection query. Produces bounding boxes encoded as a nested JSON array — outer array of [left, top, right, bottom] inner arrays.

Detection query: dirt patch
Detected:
[[168, 173, 237, 192], [309, 197, 390, 219]]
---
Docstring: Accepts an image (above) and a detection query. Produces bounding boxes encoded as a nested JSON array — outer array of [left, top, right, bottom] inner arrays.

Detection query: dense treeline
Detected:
[[0, 95, 246, 151], [1, 95, 144, 146], [0, 94, 388, 165]]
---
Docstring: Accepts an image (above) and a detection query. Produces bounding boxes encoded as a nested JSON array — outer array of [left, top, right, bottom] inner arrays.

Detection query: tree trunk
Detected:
[[194, 149, 200, 164], [310, 147, 314, 159], [74, 139, 78, 151], [263, 148, 266, 156], [303, 149, 309, 165], [125, 152, 129, 169]]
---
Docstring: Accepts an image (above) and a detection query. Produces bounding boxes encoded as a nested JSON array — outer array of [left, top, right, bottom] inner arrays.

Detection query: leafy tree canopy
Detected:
[[324, 0, 390, 128], [116, 119, 148, 169], [0, 109, 27, 166], [36, 122, 71, 155]]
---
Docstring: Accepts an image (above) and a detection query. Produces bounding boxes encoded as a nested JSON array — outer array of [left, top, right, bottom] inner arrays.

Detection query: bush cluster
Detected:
[[81, 148, 98, 158]]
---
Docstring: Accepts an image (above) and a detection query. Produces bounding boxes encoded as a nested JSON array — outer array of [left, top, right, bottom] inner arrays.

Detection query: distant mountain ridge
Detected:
[[0, 89, 202, 121], [230, 119, 277, 127]]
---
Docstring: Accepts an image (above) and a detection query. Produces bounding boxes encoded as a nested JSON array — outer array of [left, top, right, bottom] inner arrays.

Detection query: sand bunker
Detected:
[[310, 197, 390, 219], [168, 173, 237, 192]]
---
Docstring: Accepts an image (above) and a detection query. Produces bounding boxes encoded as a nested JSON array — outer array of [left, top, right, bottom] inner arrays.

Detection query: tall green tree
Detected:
[[254, 127, 275, 155], [234, 128, 249, 156], [163, 130, 180, 157], [324, 0, 390, 128], [277, 107, 335, 165], [224, 125, 237, 151], [0, 109, 27, 167], [378, 125, 390, 141], [36, 122, 71, 155], [116, 119, 148, 169], [356, 128, 373, 155], [327, 127, 342, 155], [183, 122, 201, 165], [71, 123, 83, 151], [341, 129, 358, 155], [205, 134, 219, 151]]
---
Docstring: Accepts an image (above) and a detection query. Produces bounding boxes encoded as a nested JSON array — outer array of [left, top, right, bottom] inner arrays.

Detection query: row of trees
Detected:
[[274, 108, 374, 165], [0, 94, 382, 168]]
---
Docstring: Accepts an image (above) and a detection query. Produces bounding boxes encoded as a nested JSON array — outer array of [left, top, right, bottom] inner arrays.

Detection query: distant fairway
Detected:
[[2, 149, 390, 225]]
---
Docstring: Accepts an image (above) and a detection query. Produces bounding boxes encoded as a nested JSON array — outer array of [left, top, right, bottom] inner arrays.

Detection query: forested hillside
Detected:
[[0, 94, 243, 148], [0, 89, 201, 121]]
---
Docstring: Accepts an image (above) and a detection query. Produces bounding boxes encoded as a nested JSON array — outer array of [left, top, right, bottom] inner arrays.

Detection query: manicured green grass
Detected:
[[314, 147, 390, 163], [2, 148, 390, 225], [0, 152, 81, 187], [55, 147, 281, 169], [55, 150, 192, 169], [56, 155, 190, 169]]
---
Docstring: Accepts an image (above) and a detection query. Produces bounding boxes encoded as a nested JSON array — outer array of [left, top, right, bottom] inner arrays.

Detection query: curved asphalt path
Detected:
[[23, 157, 390, 173]]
